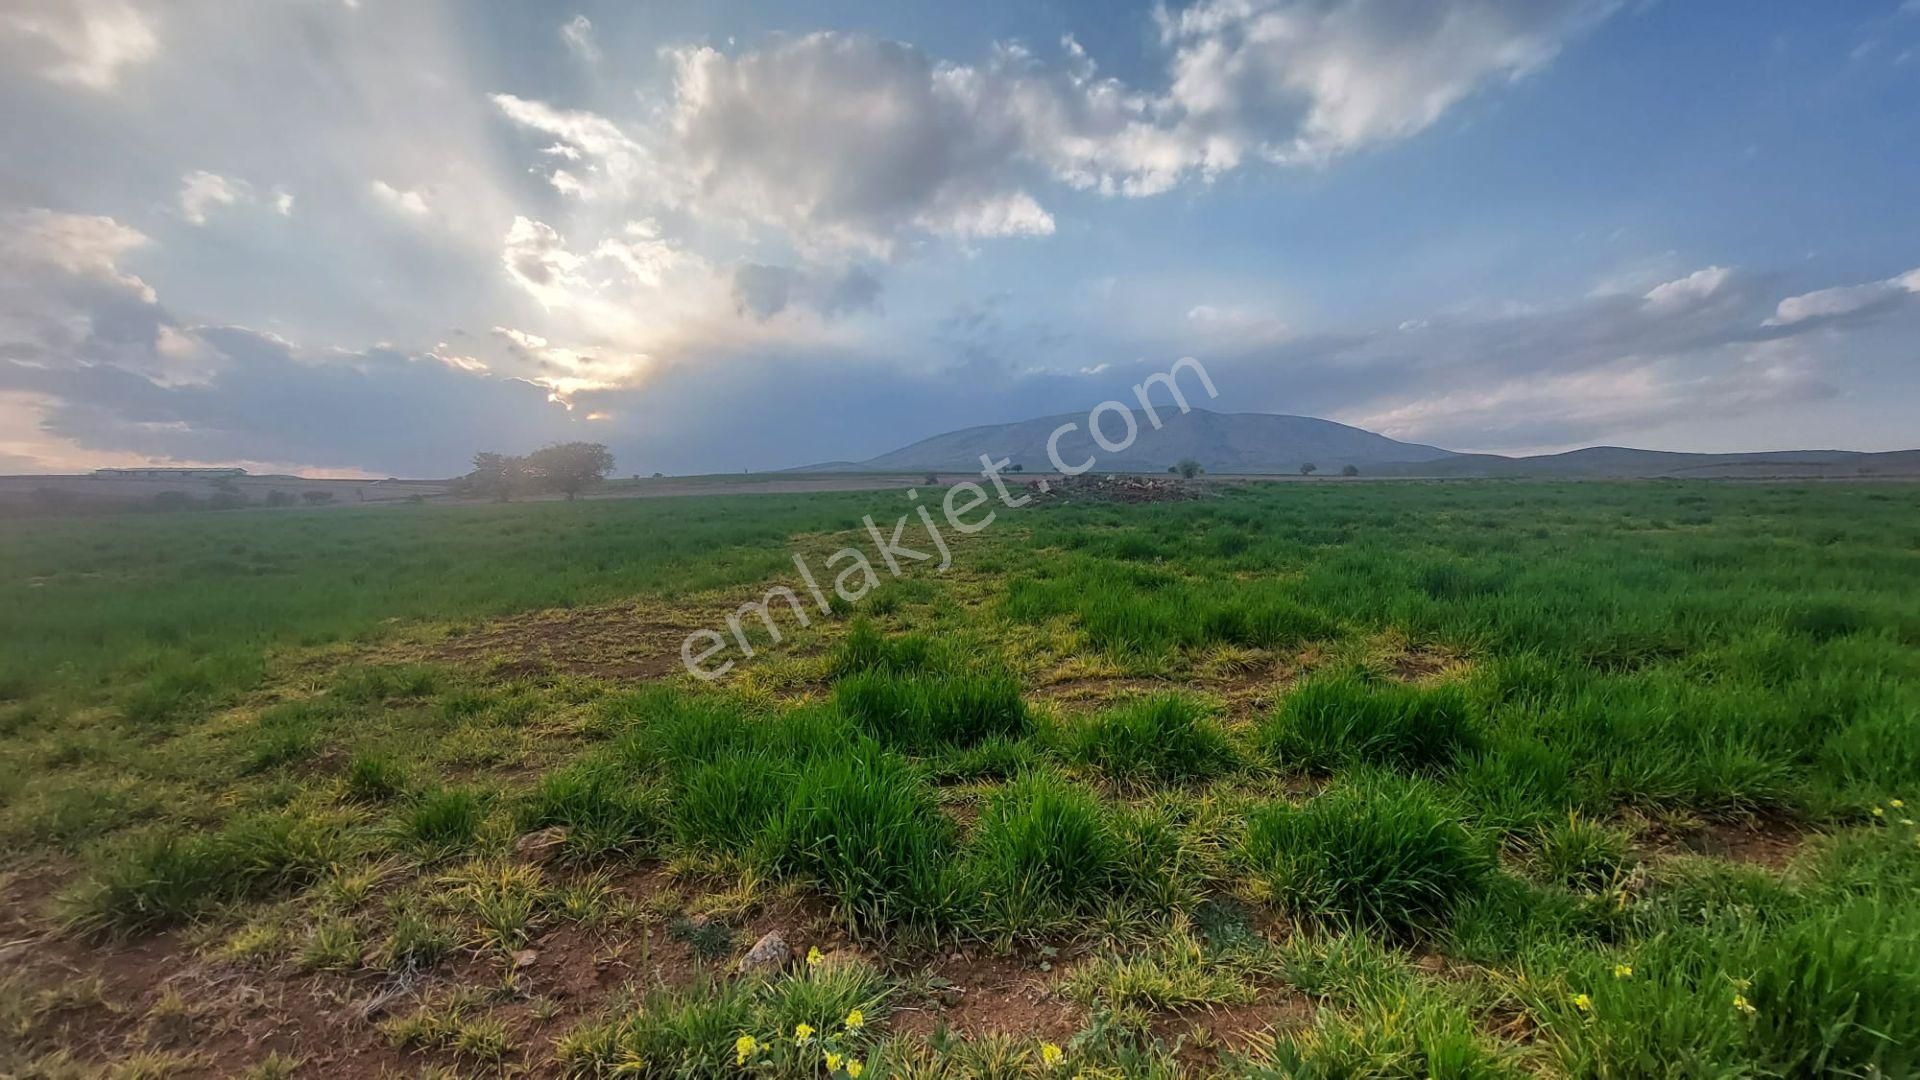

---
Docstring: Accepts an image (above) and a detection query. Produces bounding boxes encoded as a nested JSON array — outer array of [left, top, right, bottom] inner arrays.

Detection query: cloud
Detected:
[[0, 0, 158, 91], [559, 14, 599, 65], [0, 208, 154, 299], [660, 35, 1057, 254], [490, 326, 649, 402], [731, 263, 883, 319], [272, 188, 295, 216], [491, 92, 652, 200], [2, 327, 577, 476], [1186, 303, 1290, 345], [0, 209, 190, 382], [1157, 0, 1620, 165], [1346, 345, 1836, 451], [1766, 267, 1920, 327], [368, 179, 431, 218], [1642, 265, 1733, 310], [178, 170, 250, 225], [489, 4, 1618, 258], [0, 209, 580, 474]]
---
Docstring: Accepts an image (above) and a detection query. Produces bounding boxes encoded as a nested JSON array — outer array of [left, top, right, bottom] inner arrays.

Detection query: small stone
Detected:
[[739, 930, 792, 975], [514, 826, 568, 861], [512, 949, 539, 969], [948, 952, 964, 963]]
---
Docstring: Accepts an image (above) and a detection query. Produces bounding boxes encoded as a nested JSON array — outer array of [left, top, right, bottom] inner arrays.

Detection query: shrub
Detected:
[[1244, 774, 1493, 937], [833, 670, 1028, 751], [1062, 694, 1236, 787], [1261, 670, 1481, 774]]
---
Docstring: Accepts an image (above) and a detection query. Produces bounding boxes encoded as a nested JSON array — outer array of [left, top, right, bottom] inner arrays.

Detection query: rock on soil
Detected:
[[739, 930, 793, 975]]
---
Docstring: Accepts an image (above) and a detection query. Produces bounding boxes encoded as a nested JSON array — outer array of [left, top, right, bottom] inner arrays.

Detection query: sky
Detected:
[[1, 0, 1917, 477]]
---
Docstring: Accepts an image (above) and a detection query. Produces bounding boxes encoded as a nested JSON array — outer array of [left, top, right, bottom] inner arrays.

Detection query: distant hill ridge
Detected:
[[799, 408, 1920, 478], [808, 409, 1453, 475]]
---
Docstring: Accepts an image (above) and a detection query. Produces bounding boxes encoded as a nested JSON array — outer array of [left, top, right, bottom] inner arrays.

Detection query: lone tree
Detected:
[[1341, 464, 1359, 477], [1174, 458, 1204, 479], [525, 442, 615, 500], [468, 452, 525, 502], [1299, 462, 1318, 477]]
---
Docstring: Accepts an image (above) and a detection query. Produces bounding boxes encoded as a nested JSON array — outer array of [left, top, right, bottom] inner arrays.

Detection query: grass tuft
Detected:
[[1261, 669, 1482, 774], [1061, 693, 1237, 788], [1245, 773, 1493, 938]]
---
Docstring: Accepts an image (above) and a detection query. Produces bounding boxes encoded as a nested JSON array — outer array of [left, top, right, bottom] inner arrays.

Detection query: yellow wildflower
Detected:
[[1571, 993, 1593, 1013], [846, 1060, 864, 1078], [1734, 994, 1756, 1015], [1872, 807, 1886, 818], [1041, 1043, 1066, 1068], [807, 946, 825, 966], [844, 1008, 865, 1031], [735, 1035, 758, 1065], [1891, 799, 1905, 808], [795, 1023, 815, 1044], [826, 1052, 844, 1071], [1612, 964, 1633, 979]]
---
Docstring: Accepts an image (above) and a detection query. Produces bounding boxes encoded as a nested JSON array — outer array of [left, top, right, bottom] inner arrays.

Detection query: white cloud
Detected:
[[1642, 265, 1732, 310], [1766, 267, 1920, 326], [491, 325, 649, 403], [559, 14, 599, 64], [660, 36, 1060, 254], [368, 179, 431, 218], [0, 208, 154, 300], [1348, 345, 1833, 451], [0, 0, 158, 91], [1187, 302, 1290, 344], [490, 5, 1619, 258], [178, 170, 250, 225], [491, 93, 651, 200], [272, 188, 296, 216], [1158, 0, 1620, 165], [0, 209, 210, 383]]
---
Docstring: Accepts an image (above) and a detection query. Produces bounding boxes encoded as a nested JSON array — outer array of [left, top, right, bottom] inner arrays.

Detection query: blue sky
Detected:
[[1, 0, 1916, 476]]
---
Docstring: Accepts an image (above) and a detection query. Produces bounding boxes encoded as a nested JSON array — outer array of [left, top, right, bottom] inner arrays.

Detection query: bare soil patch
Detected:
[[889, 950, 1084, 1042], [426, 601, 705, 681]]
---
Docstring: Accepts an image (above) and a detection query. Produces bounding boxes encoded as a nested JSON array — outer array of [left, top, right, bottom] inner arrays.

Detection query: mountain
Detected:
[[798, 408, 1920, 479], [1364, 446, 1920, 480], [816, 409, 1455, 475]]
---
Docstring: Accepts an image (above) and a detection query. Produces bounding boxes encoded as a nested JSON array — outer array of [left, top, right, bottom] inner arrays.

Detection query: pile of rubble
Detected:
[[1023, 474, 1209, 504]]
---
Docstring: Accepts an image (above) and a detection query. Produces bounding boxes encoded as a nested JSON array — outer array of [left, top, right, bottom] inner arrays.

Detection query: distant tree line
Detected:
[[464, 442, 615, 501]]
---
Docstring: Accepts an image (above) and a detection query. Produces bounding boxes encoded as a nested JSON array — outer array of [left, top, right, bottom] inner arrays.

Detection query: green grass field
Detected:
[[3, 481, 1919, 1078]]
